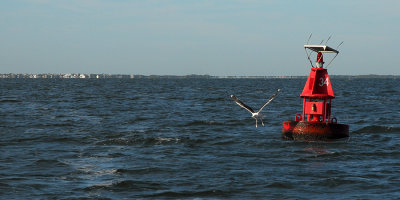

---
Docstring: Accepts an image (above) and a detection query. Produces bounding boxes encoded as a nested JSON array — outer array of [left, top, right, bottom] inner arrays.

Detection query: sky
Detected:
[[1, 0, 399, 76]]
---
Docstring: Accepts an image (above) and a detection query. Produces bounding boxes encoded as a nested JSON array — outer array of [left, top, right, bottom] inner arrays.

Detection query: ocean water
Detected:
[[0, 77, 399, 199]]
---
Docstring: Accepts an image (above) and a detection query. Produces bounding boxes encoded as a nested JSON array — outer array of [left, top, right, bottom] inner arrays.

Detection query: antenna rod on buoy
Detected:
[[336, 41, 344, 50], [325, 35, 332, 45], [305, 34, 315, 68], [306, 33, 312, 44], [304, 48, 315, 68]]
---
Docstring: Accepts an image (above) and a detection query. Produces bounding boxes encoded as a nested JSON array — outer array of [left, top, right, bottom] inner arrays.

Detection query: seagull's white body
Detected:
[[231, 89, 280, 127]]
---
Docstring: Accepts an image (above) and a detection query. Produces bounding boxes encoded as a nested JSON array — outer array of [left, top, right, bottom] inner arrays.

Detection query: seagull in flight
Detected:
[[231, 89, 280, 127]]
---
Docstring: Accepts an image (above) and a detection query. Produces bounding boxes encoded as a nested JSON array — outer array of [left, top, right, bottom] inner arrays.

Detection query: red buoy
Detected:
[[282, 44, 349, 140]]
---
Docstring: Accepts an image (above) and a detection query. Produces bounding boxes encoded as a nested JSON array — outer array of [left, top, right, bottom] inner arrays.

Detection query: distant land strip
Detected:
[[0, 73, 398, 79]]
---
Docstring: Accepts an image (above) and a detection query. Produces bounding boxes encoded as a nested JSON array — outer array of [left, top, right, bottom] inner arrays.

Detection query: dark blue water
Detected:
[[1, 78, 399, 199]]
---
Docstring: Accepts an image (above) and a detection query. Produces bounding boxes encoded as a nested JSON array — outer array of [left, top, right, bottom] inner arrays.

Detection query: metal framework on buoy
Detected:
[[282, 42, 349, 140]]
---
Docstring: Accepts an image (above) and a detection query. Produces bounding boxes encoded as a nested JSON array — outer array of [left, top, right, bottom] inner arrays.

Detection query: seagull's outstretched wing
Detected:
[[257, 89, 281, 113], [231, 95, 255, 114]]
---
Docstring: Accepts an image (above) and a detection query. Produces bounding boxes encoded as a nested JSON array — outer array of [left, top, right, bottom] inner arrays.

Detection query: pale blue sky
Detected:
[[1, 0, 399, 75]]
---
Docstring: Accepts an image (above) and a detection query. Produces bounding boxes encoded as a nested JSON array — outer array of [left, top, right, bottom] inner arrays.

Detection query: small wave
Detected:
[[203, 97, 226, 102], [210, 139, 237, 146], [46, 136, 85, 144], [309, 176, 370, 187], [353, 125, 400, 134], [303, 147, 337, 156], [146, 189, 228, 198], [133, 116, 152, 121], [0, 182, 10, 187], [96, 137, 181, 146], [96, 138, 136, 145], [115, 167, 163, 174], [185, 120, 225, 126], [266, 181, 294, 189], [84, 180, 164, 191], [28, 159, 69, 169], [151, 137, 181, 144], [0, 99, 22, 103]]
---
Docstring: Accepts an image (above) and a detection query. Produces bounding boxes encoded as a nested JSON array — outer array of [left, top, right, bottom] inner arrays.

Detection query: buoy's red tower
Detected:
[[282, 44, 349, 140]]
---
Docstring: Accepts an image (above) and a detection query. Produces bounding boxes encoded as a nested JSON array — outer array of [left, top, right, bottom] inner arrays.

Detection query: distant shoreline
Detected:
[[0, 73, 398, 79]]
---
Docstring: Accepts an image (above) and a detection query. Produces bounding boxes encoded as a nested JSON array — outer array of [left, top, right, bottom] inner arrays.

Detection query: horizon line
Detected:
[[1, 73, 399, 79]]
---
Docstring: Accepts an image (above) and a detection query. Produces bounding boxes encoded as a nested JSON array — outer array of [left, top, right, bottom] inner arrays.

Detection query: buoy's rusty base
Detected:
[[282, 121, 349, 140]]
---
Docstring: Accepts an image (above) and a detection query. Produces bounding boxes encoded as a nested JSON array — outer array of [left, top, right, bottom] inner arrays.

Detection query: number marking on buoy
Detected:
[[319, 77, 329, 87]]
